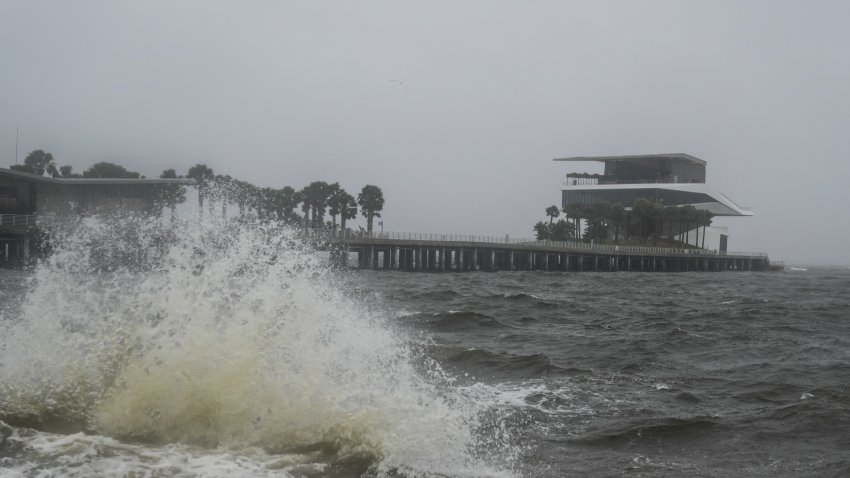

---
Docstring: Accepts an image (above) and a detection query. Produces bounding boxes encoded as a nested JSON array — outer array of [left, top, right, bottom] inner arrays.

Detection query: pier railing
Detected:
[[562, 178, 704, 187], [307, 228, 768, 258]]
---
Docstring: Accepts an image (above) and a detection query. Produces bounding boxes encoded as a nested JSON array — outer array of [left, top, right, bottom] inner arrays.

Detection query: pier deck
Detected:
[[315, 230, 777, 272]]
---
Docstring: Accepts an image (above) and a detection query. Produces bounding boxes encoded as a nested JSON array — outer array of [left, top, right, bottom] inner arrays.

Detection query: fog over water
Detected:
[[2, 1, 849, 265]]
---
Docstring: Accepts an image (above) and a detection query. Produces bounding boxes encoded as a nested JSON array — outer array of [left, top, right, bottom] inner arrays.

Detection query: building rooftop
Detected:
[[0, 167, 194, 185]]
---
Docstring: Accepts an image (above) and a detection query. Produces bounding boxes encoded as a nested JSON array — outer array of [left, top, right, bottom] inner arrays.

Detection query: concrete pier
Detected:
[[314, 230, 777, 273]]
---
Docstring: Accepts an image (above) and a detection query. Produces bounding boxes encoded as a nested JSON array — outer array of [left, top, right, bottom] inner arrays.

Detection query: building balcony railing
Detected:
[[0, 214, 37, 227], [563, 177, 705, 187]]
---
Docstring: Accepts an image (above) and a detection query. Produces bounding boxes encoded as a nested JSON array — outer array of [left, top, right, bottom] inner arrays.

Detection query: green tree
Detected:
[[277, 186, 300, 223], [698, 209, 714, 249], [186, 164, 215, 182], [300, 181, 331, 228], [328, 187, 357, 230], [340, 192, 357, 230], [545, 205, 560, 225], [564, 203, 583, 240], [83, 162, 141, 178], [10, 150, 54, 176], [678, 205, 698, 246], [357, 185, 385, 232], [632, 198, 655, 242], [584, 202, 610, 242], [609, 203, 625, 242], [533, 221, 550, 240], [650, 200, 664, 246], [550, 219, 574, 241], [158, 169, 186, 216], [186, 164, 215, 217]]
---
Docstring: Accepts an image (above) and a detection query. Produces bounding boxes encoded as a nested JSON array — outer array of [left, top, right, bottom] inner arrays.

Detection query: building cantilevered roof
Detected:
[[553, 153, 706, 166]]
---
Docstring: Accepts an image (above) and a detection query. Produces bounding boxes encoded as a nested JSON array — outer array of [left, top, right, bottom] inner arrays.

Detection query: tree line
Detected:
[[534, 199, 715, 249], [9, 150, 386, 232], [11, 150, 143, 179], [183, 164, 385, 232]]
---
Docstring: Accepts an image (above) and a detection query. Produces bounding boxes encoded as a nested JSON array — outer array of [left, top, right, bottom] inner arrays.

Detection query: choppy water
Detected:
[[1, 217, 849, 477]]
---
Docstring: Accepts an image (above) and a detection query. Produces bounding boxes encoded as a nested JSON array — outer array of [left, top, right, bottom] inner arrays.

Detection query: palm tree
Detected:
[[357, 185, 385, 232], [584, 202, 609, 242], [545, 205, 560, 225], [340, 193, 357, 230], [212, 174, 234, 218], [158, 169, 186, 218], [299, 186, 312, 229], [563, 203, 583, 240], [632, 198, 654, 242], [277, 186, 299, 224], [229, 179, 254, 216], [679, 205, 698, 246], [300, 181, 333, 228], [651, 201, 665, 246], [610, 203, 625, 242], [187, 164, 215, 218], [328, 188, 357, 230], [699, 210, 714, 249]]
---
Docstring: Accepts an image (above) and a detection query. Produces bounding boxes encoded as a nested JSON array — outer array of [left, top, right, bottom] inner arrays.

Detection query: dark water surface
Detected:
[[2, 261, 849, 477], [359, 268, 850, 477]]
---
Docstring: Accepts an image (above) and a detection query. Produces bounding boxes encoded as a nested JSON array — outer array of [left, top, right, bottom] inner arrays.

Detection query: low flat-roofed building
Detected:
[[0, 167, 192, 264]]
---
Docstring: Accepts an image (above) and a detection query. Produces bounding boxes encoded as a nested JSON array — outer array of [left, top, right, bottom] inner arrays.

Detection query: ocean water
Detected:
[[1, 217, 849, 477]]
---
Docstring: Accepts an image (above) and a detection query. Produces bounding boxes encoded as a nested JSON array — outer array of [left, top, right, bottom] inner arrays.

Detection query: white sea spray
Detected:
[[0, 215, 519, 477]]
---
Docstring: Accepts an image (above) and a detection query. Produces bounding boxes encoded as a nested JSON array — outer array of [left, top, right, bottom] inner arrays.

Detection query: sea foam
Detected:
[[0, 214, 517, 476]]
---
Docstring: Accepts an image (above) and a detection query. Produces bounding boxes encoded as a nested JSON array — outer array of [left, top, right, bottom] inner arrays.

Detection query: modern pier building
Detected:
[[555, 153, 752, 251]]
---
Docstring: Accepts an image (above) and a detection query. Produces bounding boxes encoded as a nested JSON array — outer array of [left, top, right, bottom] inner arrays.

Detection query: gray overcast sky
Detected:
[[2, 1, 848, 265]]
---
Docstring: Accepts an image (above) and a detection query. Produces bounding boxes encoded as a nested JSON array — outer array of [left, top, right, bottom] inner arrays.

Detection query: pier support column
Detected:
[[440, 247, 447, 271], [578, 254, 583, 271], [509, 250, 515, 271], [528, 251, 534, 270], [392, 246, 399, 270], [458, 248, 465, 271], [490, 250, 496, 271], [472, 248, 478, 271]]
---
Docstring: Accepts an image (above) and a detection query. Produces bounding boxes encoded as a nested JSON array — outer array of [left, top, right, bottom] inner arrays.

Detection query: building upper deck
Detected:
[[554, 153, 706, 184]]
